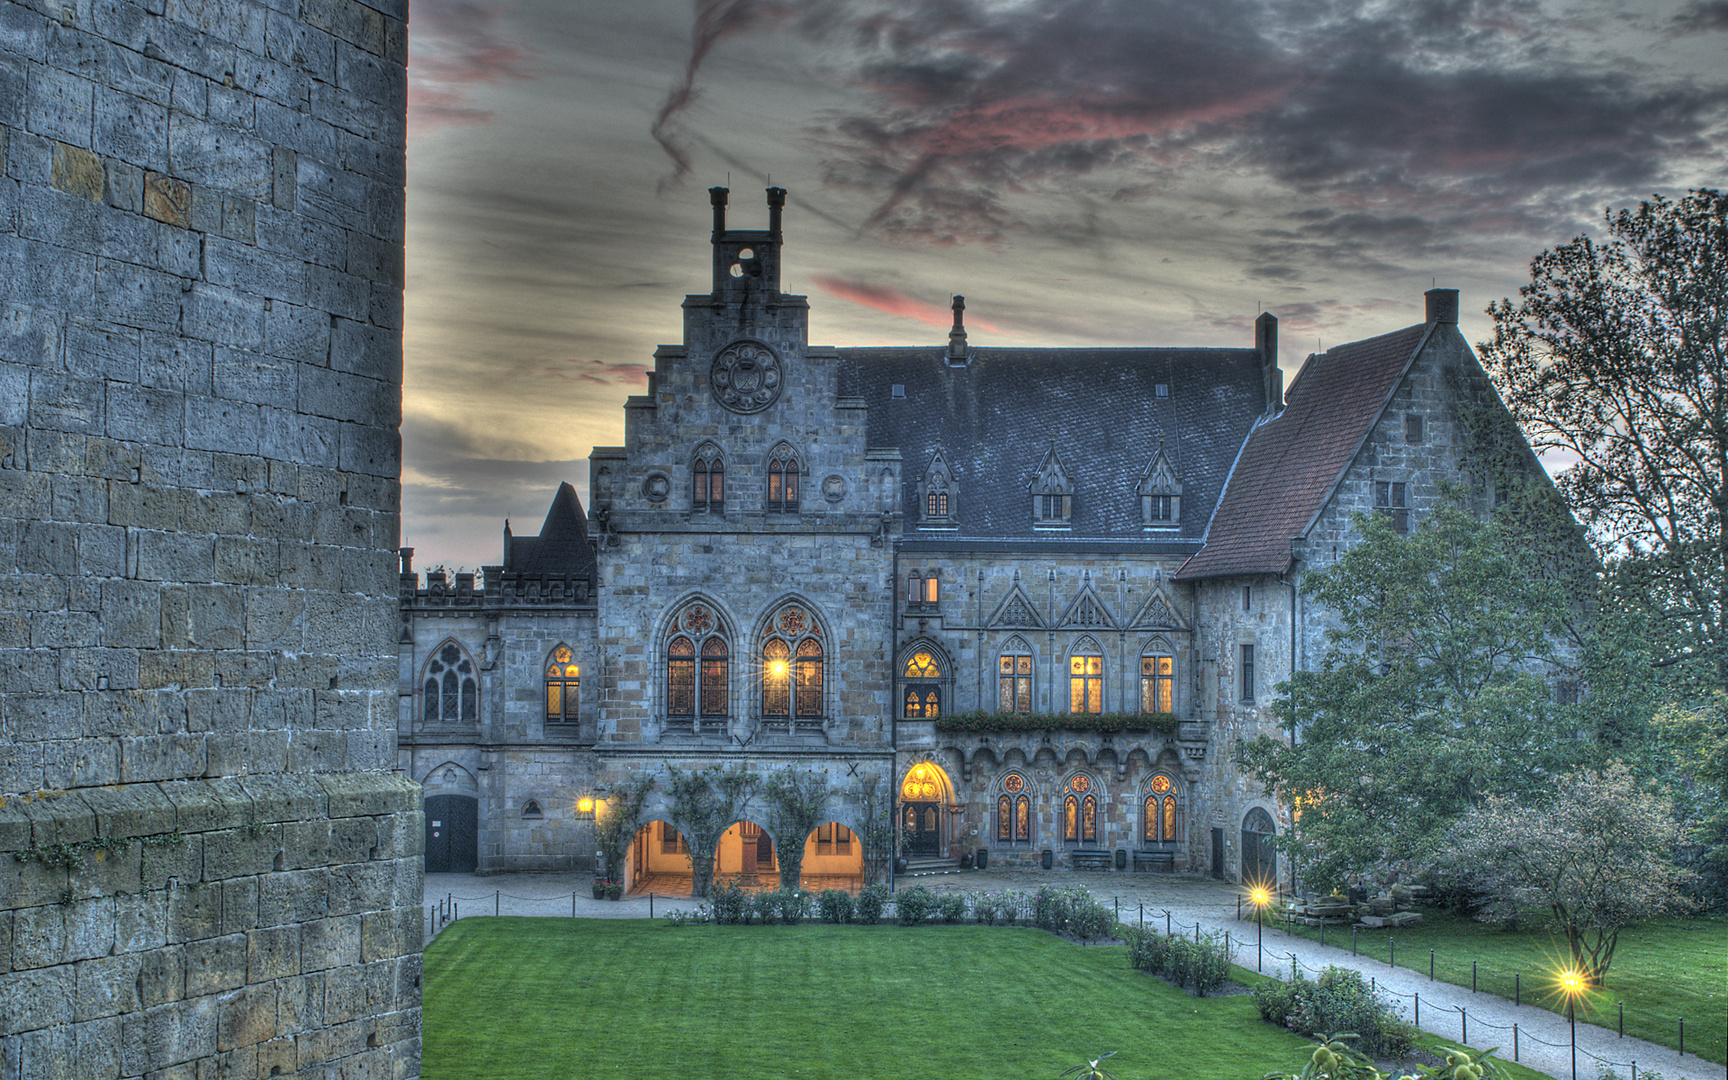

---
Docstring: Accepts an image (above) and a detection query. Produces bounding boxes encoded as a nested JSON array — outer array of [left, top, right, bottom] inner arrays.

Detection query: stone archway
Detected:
[[899, 760, 955, 858], [1241, 806, 1277, 886]]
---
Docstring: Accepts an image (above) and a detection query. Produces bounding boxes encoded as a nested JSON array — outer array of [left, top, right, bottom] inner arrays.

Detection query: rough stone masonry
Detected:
[[0, 0, 419, 1074]]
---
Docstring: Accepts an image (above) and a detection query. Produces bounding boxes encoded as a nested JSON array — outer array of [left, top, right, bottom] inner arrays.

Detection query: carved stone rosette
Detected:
[[710, 339, 783, 413]]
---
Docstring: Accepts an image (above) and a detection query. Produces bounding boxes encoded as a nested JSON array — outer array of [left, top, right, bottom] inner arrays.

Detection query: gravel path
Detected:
[[423, 870, 1719, 1080]]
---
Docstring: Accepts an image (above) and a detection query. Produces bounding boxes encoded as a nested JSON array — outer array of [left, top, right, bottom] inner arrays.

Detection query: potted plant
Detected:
[[605, 880, 624, 900], [592, 878, 607, 899]]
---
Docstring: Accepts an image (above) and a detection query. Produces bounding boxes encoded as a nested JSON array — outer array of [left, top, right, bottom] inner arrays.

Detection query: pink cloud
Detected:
[[409, 0, 537, 136], [539, 358, 651, 386], [814, 276, 999, 332]]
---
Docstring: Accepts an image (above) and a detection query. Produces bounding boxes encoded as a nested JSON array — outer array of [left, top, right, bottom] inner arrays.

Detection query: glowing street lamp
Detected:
[[1251, 886, 1271, 972], [1558, 967, 1586, 1080]]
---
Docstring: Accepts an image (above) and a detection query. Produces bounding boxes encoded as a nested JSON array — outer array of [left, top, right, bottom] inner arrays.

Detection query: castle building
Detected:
[[399, 187, 1544, 889]]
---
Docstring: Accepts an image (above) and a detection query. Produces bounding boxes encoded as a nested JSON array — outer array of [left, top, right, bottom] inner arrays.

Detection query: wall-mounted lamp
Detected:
[[575, 796, 596, 820]]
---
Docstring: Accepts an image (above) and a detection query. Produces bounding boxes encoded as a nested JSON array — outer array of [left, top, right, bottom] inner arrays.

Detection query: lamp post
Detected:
[[1559, 968, 1585, 1080], [1251, 886, 1270, 972]]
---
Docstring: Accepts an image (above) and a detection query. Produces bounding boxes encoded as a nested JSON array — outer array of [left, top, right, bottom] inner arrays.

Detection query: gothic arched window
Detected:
[[902, 647, 944, 718], [995, 772, 1032, 844], [998, 638, 1032, 713], [761, 603, 824, 726], [1068, 641, 1103, 715], [1141, 644, 1174, 715], [693, 443, 724, 512], [1143, 773, 1180, 845], [1062, 774, 1097, 844], [545, 644, 579, 725], [767, 444, 799, 513], [423, 642, 477, 724], [666, 602, 729, 727]]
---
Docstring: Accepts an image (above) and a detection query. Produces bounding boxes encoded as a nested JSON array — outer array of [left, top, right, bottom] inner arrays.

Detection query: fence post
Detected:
[[1472, 960, 1476, 993], [1461, 1007, 1466, 1045], [1389, 937, 1395, 968], [1166, 909, 1171, 935], [1430, 949, 1435, 980], [1618, 1001, 1623, 1037], [495, 890, 500, 917], [1678, 1017, 1684, 1056], [1320, 923, 1325, 947], [1139, 903, 1143, 928], [1414, 993, 1419, 1028], [1515, 972, 1520, 1006], [1195, 923, 1200, 944], [1513, 1024, 1518, 1062], [573, 891, 577, 918], [1115, 896, 1119, 920], [1352, 926, 1358, 956], [650, 893, 654, 919]]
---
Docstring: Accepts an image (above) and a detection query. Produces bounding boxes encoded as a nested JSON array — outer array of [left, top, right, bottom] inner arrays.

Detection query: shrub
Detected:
[[710, 880, 748, 925], [1166, 932, 1232, 996], [817, 889, 854, 924], [775, 888, 809, 924], [855, 883, 888, 925], [1254, 966, 1415, 1058], [748, 890, 779, 925], [972, 892, 1000, 925], [937, 892, 967, 923], [996, 890, 1028, 924], [895, 884, 937, 925], [1032, 885, 1113, 940]]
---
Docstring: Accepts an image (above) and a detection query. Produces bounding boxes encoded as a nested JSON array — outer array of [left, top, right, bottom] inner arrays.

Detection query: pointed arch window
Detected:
[[761, 603, 824, 727], [1143, 773, 1180, 845], [1063, 775, 1098, 844], [998, 638, 1033, 713], [423, 642, 477, 724], [902, 648, 944, 718], [995, 772, 1032, 844], [1141, 644, 1174, 715], [693, 444, 724, 512], [907, 568, 938, 610], [545, 644, 580, 725], [666, 602, 729, 728], [767, 444, 800, 513], [1069, 642, 1103, 714]]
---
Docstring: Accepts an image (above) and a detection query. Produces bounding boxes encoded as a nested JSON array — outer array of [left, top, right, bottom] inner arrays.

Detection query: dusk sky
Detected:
[[401, 0, 1728, 571]]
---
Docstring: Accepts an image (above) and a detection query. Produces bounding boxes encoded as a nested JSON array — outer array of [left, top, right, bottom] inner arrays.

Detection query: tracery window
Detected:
[[693, 444, 724, 512], [423, 642, 477, 724], [1143, 773, 1180, 845], [902, 648, 943, 718], [666, 602, 729, 726], [545, 644, 580, 725], [1062, 774, 1097, 844], [994, 772, 1032, 843], [1140, 648, 1173, 714], [1069, 643, 1103, 714], [761, 603, 824, 725], [998, 638, 1033, 713], [767, 444, 800, 513]]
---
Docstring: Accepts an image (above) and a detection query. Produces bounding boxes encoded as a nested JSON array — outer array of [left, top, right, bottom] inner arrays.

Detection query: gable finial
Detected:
[[947, 295, 968, 365]]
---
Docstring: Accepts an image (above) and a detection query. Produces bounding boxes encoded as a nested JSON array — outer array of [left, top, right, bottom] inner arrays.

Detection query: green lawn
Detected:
[[424, 919, 1322, 1079], [1267, 909, 1726, 1065]]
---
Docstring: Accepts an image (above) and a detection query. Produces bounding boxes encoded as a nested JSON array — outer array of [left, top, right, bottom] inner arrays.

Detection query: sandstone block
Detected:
[[74, 952, 144, 1021], [247, 924, 299, 981], [182, 931, 245, 995]]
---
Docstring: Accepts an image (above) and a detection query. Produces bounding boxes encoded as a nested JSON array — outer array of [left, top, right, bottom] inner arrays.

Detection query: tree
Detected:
[[1236, 502, 1605, 890], [662, 763, 758, 898], [853, 771, 895, 885], [1654, 691, 1728, 900], [1480, 189, 1728, 699], [760, 767, 831, 891], [1438, 763, 1695, 983], [592, 773, 655, 884]]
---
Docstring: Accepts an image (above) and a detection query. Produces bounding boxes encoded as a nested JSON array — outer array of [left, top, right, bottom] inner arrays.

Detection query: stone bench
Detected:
[[1070, 849, 1114, 871], [1132, 849, 1176, 872]]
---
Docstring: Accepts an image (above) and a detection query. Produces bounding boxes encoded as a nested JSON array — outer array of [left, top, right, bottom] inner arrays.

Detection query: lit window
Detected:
[[1141, 653, 1173, 714], [1069, 648, 1102, 714], [907, 570, 938, 608], [768, 445, 799, 513], [1062, 775, 1098, 844], [693, 445, 724, 512], [998, 640, 1032, 713], [666, 603, 728, 727], [1143, 774, 1179, 845], [902, 648, 943, 718], [424, 642, 477, 724], [815, 822, 854, 853], [545, 644, 580, 725], [760, 604, 825, 725]]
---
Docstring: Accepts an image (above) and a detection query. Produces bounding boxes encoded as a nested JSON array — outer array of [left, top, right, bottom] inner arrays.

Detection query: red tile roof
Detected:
[[1173, 323, 1434, 580]]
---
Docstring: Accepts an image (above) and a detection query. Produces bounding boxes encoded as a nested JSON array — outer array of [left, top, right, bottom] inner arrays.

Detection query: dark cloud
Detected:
[[653, 0, 1728, 247], [409, 0, 539, 134], [1673, 1, 1728, 30]]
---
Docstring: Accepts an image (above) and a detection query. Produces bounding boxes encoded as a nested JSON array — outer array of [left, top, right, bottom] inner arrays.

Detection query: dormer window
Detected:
[[1138, 447, 1183, 529], [693, 443, 724, 513], [919, 452, 956, 527], [1031, 441, 1073, 527]]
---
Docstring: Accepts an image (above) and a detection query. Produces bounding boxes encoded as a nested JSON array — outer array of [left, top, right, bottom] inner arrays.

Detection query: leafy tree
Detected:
[[1236, 503, 1606, 890], [1438, 762, 1695, 983], [662, 763, 758, 898], [592, 773, 655, 884], [1654, 691, 1728, 900], [760, 767, 831, 891], [1479, 189, 1728, 699]]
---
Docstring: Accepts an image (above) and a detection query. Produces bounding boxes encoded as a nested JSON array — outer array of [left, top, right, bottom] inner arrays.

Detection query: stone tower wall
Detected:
[[0, 0, 419, 1074]]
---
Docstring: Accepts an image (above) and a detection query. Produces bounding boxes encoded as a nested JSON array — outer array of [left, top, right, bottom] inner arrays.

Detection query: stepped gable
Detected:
[[837, 347, 1264, 538], [1175, 323, 1431, 580], [505, 482, 596, 578]]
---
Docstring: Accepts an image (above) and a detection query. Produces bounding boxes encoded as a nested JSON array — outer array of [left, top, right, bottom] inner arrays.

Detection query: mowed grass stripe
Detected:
[[422, 919, 1316, 1080]]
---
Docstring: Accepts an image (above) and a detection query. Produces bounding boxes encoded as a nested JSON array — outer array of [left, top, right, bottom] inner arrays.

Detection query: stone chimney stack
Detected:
[[710, 186, 729, 237], [947, 295, 969, 364], [1256, 311, 1282, 413], [767, 186, 786, 241], [1425, 287, 1459, 325]]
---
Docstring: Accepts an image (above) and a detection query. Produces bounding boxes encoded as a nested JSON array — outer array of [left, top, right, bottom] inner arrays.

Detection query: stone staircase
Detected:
[[900, 857, 962, 877]]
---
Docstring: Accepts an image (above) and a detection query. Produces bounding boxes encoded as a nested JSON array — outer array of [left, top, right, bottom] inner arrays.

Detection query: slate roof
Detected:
[[504, 481, 596, 579], [1173, 323, 1433, 580], [836, 347, 1267, 540]]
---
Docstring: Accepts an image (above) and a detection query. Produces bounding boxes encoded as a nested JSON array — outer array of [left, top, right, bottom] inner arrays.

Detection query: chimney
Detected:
[[947, 295, 968, 364], [766, 187, 786, 240], [709, 186, 728, 237], [1255, 311, 1282, 413], [1425, 288, 1458, 325], [398, 546, 414, 576]]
